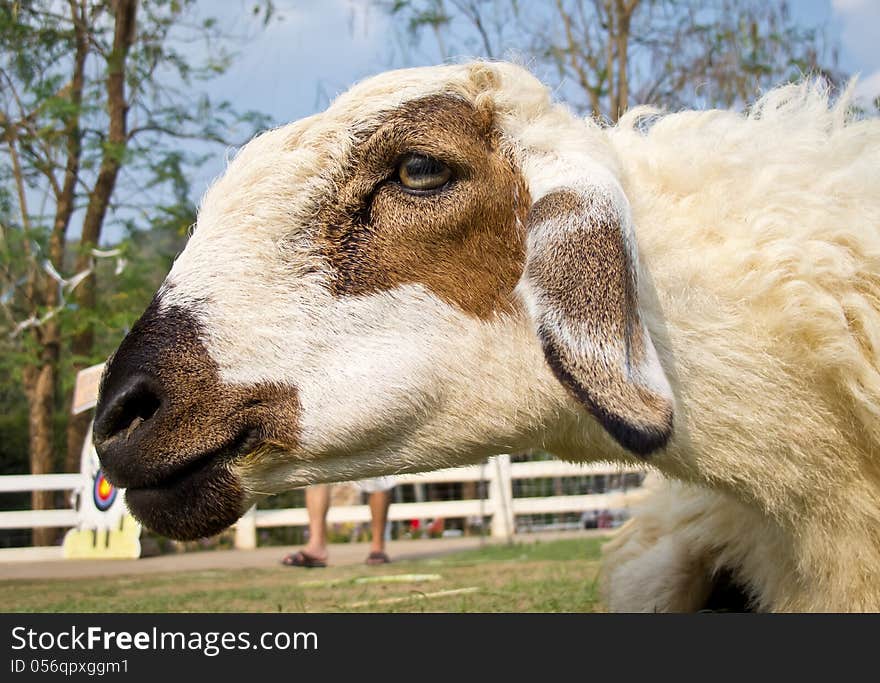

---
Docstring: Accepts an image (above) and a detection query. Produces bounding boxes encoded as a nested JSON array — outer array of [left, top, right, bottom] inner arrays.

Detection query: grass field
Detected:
[[3, 537, 607, 613]]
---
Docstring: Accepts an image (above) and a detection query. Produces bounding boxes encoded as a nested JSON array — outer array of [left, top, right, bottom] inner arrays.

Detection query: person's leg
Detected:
[[366, 489, 392, 564], [304, 484, 331, 559], [282, 484, 331, 566]]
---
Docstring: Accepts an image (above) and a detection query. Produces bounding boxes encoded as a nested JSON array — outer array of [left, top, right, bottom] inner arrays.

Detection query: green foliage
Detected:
[[0, 0, 274, 477], [0, 396, 28, 475]]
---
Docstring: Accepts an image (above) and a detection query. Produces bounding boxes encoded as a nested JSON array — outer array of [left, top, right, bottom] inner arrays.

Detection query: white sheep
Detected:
[[92, 61, 880, 612]]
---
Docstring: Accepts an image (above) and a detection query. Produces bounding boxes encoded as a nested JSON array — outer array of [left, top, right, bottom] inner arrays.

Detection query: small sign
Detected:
[[71, 362, 105, 415], [65, 360, 141, 559], [62, 426, 141, 560]]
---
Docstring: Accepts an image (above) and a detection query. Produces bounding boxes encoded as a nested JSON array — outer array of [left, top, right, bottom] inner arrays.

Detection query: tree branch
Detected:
[[452, 0, 495, 59], [71, 0, 138, 363], [127, 123, 227, 145], [556, 0, 602, 116]]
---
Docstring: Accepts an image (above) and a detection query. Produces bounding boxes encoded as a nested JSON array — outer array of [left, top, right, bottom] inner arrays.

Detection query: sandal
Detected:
[[281, 550, 327, 568], [365, 551, 391, 566]]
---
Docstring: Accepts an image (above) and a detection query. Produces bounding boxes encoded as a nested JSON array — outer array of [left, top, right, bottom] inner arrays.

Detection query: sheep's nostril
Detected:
[[94, 376, 162, 445]]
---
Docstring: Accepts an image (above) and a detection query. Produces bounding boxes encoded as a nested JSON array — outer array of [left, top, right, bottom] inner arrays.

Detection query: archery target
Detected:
[[92, 469, 118, 511]]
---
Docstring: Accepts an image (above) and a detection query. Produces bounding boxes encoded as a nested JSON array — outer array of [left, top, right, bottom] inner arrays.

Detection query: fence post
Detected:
[[235, 505, 257, 550], [489, 454, 514, 541]]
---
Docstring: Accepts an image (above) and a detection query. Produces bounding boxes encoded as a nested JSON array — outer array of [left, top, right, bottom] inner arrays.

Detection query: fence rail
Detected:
[[0, 474, 82, 562], [0, 474, 83, 494], [0, 474, 81, 530], [232, 457, 644, 549], [0, 458, 645, 557]]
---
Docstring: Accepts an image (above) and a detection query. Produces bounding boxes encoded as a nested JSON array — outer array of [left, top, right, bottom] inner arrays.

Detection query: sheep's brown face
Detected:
[[94, 63, 674, 540]]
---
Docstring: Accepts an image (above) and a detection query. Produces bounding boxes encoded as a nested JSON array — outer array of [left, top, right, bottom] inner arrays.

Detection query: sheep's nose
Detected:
[[93, 374, 163, 481]]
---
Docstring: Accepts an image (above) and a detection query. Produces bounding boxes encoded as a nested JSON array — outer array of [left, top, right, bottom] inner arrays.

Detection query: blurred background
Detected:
[[1, 0, 878, 553]]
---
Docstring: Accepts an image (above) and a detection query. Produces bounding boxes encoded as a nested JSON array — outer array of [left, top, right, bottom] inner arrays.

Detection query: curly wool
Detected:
[[601, 81, 880, 611]]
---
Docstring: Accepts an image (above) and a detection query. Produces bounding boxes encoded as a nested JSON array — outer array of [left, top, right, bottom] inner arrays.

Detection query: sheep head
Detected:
[[92, 62, 674, 540]]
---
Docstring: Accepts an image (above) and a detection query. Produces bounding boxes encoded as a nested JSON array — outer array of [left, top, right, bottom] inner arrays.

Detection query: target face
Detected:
[[92, 469, 117, 511]]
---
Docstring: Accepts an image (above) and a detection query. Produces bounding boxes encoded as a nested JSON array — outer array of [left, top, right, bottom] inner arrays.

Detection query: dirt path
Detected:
[[0, 529, 608, 581]]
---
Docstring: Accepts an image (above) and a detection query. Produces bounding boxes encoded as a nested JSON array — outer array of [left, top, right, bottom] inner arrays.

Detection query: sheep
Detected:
[[91, 60, 880, 612]]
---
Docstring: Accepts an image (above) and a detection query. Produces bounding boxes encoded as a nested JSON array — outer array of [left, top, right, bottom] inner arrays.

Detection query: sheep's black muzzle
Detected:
[[93, 296, 250, 540]]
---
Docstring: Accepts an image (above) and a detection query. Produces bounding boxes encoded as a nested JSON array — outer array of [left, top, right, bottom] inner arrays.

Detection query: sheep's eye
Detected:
[[397, 154, 452, 192]]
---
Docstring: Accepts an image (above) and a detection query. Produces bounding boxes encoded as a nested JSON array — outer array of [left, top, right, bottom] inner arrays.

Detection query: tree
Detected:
[[0, 0, 271, 544], [382, 0, 845, 121]]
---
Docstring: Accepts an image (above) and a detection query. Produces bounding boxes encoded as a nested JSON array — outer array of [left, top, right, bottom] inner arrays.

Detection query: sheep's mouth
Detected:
[[123, 431, 258, 541], [91, 296, 300, 540]]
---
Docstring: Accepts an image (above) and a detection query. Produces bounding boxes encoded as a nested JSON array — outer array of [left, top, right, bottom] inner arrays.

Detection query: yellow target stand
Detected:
[[62, 363, 142, 560]]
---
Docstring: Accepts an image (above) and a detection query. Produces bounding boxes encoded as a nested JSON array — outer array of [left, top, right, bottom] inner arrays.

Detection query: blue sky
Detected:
[[206, 0, 880, 118], [82, 0, 876, 244], [828, 0, 880, 98], [183, 0, 879, 194]]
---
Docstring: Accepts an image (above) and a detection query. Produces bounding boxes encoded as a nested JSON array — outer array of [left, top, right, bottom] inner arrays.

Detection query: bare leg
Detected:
[[366, 489, 392, 563], [302, 484, 331, 561], [282, 484, 331, 566]]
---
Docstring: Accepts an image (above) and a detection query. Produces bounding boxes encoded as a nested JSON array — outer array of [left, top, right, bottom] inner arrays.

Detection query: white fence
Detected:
[[0, 473, 82, 562], [232, 456, 644, 549], [0, 474, 81, 530], [0, 457, 645, 558]]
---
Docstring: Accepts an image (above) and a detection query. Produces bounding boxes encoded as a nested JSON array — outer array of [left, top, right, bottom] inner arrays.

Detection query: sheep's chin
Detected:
[[124, 458, 246, 541]]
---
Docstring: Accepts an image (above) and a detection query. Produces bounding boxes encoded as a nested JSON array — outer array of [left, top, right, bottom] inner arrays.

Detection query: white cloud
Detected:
[[206, 0, 393, 124], [832, 0, 872, 11], [832, 0, 880, 68]]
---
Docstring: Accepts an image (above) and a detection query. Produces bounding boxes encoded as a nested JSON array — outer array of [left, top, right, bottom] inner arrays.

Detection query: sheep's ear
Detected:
[[519, 179, 674, 456]]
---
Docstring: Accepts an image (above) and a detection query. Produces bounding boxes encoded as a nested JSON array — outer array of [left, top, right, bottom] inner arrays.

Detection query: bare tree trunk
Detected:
[[603, 0, 618, 121], [612, 0, 639, 122], [56, 0, 90, 473], [22, 331, 60, 546], [65, 0, 137, 472], [556, 0, 603, 117]]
